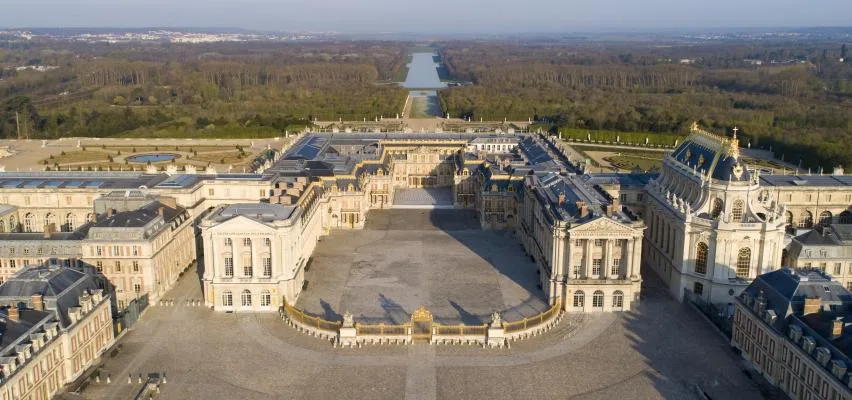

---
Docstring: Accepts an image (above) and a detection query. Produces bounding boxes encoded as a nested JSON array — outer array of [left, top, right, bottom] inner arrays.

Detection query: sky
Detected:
[[1, 0, 850, 33]]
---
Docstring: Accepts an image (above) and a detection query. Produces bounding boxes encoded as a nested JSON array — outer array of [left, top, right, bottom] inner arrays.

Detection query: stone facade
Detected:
[[0, 263, 114, 400], [785, 224, 852, 291], [644, 125, 788, 306], [732, 269, 852, 400]]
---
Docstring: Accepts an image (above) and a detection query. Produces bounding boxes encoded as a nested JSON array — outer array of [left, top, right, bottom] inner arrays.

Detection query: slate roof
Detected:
[[0, 263, 100, 328], [92, 201, 183, 230], [669, 130, 750, 182], [214, 203, 296, 223]]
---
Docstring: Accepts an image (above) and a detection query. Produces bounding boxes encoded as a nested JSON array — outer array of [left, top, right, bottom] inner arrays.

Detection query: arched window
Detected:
[[695, 242, 708, 275], [64, 214, 76, 232], [736, 248, 751, 278], [819, 211, 833, 227], [694, 282, 704, 296], [86, 213, 94, 222], [24, 213, 34, 233], [241, 290, 252, 307], [840, 211, 852, 224], [224, 238, 232, 247], [222, 290, 233, 307], [44, 213, 55, 231], [572, 291, 585, 309], [731, 200, 744, 222], [711, 198, 724, 218], [9, 215, 16, 232], [0, 220, 5, 233], [612, 291, 624, 310], [592, 291, 604, 309], [264, 238, 271, 248], [260, 290, 271, 307], [785, 211, 794, 227], [798, 211, 813, 228]]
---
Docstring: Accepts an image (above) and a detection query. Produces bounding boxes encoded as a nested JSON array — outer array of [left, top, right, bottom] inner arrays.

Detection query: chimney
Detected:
[[43, 225, 51, 239], [8, 305, 19, 322], [832, 317, 844, 338], [579, 205, 589, 218], [158, 207, 165, 217], [803, 296, 821, 316], [558, 193, 566, 206], [31, 295, 44, 311], [605, 205, 614, 218], [107, 208, 115, 218]]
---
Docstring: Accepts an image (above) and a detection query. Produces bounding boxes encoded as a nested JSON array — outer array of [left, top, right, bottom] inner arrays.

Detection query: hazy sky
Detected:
[[1, 0, 850, 33]]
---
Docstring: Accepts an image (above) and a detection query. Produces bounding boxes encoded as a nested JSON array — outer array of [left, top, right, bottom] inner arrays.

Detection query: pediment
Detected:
[[207, 215, 275, 234], [568, 217, 637, 237]]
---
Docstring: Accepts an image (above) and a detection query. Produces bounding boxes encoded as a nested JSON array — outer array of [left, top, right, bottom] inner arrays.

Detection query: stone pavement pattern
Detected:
[[298, 209, 547, 324], [81, 210, 768, 400]]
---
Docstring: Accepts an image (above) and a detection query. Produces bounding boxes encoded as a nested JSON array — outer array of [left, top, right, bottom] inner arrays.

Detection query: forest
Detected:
[[437, 42, 852, 170], [0, 41, 409, 139]]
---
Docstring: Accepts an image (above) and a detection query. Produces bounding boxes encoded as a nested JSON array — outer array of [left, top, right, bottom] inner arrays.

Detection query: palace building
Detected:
[[0, 129, 846, 318]]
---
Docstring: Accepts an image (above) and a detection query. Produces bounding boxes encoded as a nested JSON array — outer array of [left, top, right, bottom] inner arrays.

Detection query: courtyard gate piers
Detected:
[[281, 301, 565, 348]]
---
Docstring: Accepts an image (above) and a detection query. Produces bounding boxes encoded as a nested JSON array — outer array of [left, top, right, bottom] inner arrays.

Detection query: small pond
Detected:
[[126, 153, 179, 163]]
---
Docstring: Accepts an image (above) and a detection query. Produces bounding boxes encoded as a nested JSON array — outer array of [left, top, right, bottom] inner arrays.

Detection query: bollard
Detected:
[[138, 374, 143, 384], [162, 372, 167, 384], [96, 375, 100, 383], [107, 374, 111, 384], [128, 374, 132, 385]]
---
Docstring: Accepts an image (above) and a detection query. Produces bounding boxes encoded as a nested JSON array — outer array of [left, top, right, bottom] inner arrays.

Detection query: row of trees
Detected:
[[437, 42, 852, 170]]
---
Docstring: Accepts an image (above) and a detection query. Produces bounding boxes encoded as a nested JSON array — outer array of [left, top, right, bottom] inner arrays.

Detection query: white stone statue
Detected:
[[490, 311, 502, 327], [342, 311, 354, 328]]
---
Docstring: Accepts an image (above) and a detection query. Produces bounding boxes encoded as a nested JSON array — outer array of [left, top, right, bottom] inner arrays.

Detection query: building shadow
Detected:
[[617, 265, 769, 399]]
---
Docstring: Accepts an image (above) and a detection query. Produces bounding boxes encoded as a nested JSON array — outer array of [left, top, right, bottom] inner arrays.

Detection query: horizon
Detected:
[[2, 0, 851, 35]]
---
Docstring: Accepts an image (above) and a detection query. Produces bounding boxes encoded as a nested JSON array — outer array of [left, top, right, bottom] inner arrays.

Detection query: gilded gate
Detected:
[[409, 306, 433, 342]]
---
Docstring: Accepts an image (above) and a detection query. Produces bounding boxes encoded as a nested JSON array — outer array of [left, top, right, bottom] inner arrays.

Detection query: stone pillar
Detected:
[[630, 237, 641, 278], [584, 239, 592, 278], [604, 239, 614, 280], [625, 238, 634, 279]]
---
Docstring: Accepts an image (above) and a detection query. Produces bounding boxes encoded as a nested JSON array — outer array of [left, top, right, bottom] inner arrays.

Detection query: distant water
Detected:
[[402, 53, 446, 89]]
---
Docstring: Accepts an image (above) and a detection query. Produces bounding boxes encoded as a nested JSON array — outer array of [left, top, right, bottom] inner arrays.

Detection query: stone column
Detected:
[[604, 239, 614, 280], [624, 238, 634, 279], [584, 239, 592, 278], [631, 237, 641, 278]]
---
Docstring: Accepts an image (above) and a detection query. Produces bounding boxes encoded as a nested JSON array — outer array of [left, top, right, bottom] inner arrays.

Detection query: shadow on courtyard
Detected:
[[616, 266, 771, 399]]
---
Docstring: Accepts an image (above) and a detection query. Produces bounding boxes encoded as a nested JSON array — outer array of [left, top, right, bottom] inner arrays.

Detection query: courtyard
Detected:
[[78, 260, 768, 400], [297, 209, 548, 325]]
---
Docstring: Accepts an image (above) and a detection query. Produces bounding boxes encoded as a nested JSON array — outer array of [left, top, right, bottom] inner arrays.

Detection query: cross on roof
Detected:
[[732, 126, 739, 139]]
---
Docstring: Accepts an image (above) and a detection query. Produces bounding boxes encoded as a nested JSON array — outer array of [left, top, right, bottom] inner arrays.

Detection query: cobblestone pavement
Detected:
[[80, 212, 767, 400], [298, 210, 548, 324], [392, 188, 454, 207]]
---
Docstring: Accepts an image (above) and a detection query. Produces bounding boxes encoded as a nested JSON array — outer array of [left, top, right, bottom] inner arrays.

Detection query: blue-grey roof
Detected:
[[0, 263, 100, 328], [760, 174, 852, 187]]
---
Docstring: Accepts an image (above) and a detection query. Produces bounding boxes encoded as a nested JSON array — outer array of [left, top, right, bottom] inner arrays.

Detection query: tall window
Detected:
[[573, 266, 582, 279], [573, 291, 585, 308], [694, 282, 704, 296], [592, 291, 604, 309], [114, 261, 121, 273], [731, 200, 744, 222], [711, 198, 724, 219], [260, 290, 271, 307], [44, 214, 55, 231], [133, 283, 141, 293], [695, 243, 708, 275], [592, 259, 602, 276], [798, 211, 813, 228], [64, 214, 76, 232], [264, 238, 271, 248], [840, 211, 852, 225], [612, 291, 624, 309], [224, 257, 234, 277], [132, 261, 140, 273], [95, 261, 103, 273], [243, 260, 253, 277], [263, 257, 272, 277], [0, 220, 5, 233], [241, 290, 252, 307], [611, 258, 621, 276], [819, 211, 832, 227], [786, 211, 794, 227], [24, 213, 34, 232], [224, 238, 232, 247], [242, 238, 252, 247], [737, 248, 752, 278], [222, 290, 232, 307]]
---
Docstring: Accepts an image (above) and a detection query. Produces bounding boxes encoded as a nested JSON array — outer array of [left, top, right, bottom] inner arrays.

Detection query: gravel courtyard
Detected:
[[297, 209, 549, 324]]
